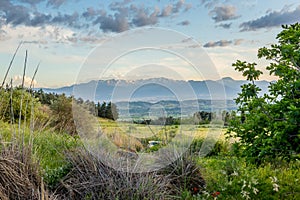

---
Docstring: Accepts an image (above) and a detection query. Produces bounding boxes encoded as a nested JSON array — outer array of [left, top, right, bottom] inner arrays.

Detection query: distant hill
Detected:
[[115, 99, 237, 118], [40, 77, 271, 102]]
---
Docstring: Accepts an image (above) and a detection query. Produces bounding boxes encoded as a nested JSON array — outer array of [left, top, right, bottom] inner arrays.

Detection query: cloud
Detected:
[[0, 0, 194, 37], [160, 4, 173, 17], [47, 0, 67, 8], [20, 0, 43, 5], [216, 23, 232, 29], [200, 0, 225, 9], [177, 20, 190, 26], [233, 39, 244, 45], [132, 7, 160, 27], [82, 8, 104, 19], [173, 0, 185, 13], [240, 5, 300, 31], [0, 29, 9, 41], [184, 3, 193, 12], [52, 12, 80, 28], [210, 5, 240, 22], [203, 39, 244, 48], [13, 75, 37, 87], [94, 12, 130, 33]]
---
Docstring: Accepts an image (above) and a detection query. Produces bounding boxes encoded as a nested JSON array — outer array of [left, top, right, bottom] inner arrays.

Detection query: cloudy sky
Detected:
[[0, 0, 299, 87]]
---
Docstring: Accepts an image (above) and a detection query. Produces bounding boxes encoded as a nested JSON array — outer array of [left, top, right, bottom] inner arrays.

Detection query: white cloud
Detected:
[[13, 75, 37, 87]]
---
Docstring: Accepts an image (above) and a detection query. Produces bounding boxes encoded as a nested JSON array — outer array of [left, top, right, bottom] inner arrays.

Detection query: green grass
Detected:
[[0, 120, 81, 187], [1, 118, 299, 199]]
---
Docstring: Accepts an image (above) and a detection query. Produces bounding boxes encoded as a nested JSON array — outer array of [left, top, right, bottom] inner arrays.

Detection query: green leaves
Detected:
[[232, 60, 262, 81], [227, 23, 300, 164]]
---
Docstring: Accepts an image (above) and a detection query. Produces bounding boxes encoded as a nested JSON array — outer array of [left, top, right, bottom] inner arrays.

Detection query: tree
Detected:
[[97, 102, 106, 118], [50, 94, 76, 135], [105, 102, 118, 121], [227, 23, 300, 163]]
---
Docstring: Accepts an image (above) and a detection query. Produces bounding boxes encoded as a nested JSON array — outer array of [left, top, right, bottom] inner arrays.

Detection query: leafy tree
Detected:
[[105, 102, 118, 120], [0, 88, 43, 123], [50, 94, 76, 135], [97, 101, 106, 118], [227, 23, 300, 163]]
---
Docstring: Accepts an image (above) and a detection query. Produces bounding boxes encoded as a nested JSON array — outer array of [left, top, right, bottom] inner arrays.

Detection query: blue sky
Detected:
[[0, 0, 300, 87]]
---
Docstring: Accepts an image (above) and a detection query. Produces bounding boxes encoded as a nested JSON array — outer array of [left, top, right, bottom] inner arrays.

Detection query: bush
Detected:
[[196, 157, 300, 199], [227, 23, 300, 164], [0, 145, 54, 200], [189, 138, 230, 157], [55, 148, 172, 200]]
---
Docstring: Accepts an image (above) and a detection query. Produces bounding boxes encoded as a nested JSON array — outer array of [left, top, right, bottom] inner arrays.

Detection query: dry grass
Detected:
[[54, 148, 172, 200], [0, 145, 55, 200]]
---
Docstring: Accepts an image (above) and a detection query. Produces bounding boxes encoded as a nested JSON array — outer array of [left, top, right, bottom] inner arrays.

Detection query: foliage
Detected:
[[195, 157, 300, 200], [50, 94, 77, 135], [189, 138, 230, 157], [96, 101, 119, 120], [0, 88, 44, 123], [227, 23, 300, 163], [54, 148, 173, 200]]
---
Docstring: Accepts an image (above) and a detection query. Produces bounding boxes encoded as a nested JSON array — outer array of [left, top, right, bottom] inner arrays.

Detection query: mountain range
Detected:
[[41, 77, 271, 102]]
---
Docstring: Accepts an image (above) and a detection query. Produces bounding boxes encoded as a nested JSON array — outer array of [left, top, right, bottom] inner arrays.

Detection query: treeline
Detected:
[[133, 116, 180, 126], [193, 110, 232, 125], [0, 88, 119, 135], [133, 111, 232, 126], [96, 102, 118, 120]]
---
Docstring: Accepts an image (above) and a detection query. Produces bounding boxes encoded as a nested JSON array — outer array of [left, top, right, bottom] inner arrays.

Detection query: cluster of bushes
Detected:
[[133, 116, 180, 125], [193, 110, 232, 125]]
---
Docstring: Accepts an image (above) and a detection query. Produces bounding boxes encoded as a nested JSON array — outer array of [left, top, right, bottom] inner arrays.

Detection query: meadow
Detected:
[[1, 115, 299, 199]]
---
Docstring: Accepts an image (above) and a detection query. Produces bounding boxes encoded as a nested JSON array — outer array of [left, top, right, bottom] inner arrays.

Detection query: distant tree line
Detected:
[[193, 110, 232, 125], [96, 102, 118, 120], [133, 116, 180, 126]]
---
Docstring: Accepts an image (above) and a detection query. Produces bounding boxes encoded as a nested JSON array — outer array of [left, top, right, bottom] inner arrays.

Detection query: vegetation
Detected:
[[227, 23, 300, 164], [0, 23, 300, 199]]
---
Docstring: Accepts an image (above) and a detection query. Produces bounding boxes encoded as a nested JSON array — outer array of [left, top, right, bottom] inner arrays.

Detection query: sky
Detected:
[[0, 0, 300, 88]]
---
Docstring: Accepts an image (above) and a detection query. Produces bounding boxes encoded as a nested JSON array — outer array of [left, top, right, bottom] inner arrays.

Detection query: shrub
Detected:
[[55, 148, 172, 200], [227, 23, 300, 164]]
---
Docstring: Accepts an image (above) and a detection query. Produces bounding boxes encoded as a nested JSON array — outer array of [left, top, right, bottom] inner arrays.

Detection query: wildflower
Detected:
[[231, 170, 239, 176], [192, 187, 199, 193], [270, 176, 280, 192], [253, 187, 259, 195], [212, 191, 220, 198], [241, 190, 250, 200]]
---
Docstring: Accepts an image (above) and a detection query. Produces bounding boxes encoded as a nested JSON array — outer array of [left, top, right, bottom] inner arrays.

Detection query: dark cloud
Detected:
[[203, 38, 244, 48], [30, 12, 52, 26], [204, 40, 232, 48], [5, 5, 31, 26], [216, 23, 232, 29], [178, 20, 190, 26], [132, 7, 159, 27], [210, 5, 240, 22], [0, 0, 193, 35], [94, 13, 129, 33], [240, 5, 300, 31], [82, 8, 101, 19], [52, 12, 80, 27]]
